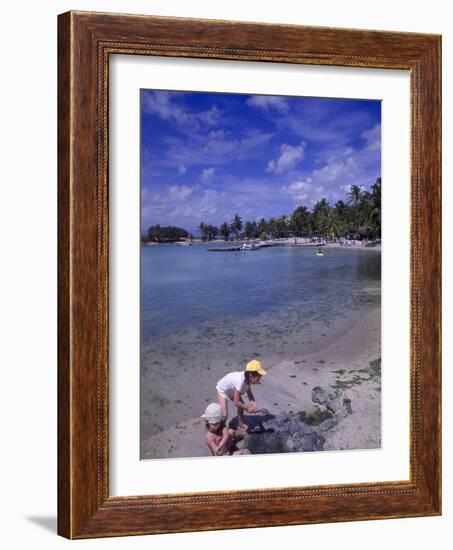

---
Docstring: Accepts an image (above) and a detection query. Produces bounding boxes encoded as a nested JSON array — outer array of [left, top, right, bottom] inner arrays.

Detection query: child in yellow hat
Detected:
[[215, 360, 267, 431]]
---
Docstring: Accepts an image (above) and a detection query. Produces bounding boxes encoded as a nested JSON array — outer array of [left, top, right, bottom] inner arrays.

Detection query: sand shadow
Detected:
[[228, 409, 275, 433]]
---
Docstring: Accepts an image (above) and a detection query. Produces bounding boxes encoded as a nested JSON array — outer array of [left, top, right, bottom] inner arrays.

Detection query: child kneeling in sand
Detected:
[[216, 359, 267, 431], [201, 403, 250, 456]]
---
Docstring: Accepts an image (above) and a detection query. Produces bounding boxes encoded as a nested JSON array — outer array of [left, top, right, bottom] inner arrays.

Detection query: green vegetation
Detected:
[[369, 357, 381, 378], [331, 357, 381, 396], [357, 357, 381, 379], [144, 178, 381, 242], [233, 178, 380, 241], [298, 406, 333, 425], [143, 224, 189, 243], [331, 369, 346, 375], [220, 222, 231, 241], [332, 376, 364, 391], [198, 222, 219, 241]]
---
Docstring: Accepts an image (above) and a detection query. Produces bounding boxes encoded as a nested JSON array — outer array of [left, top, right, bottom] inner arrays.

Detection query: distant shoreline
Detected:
[[143, 238, 381, 251]]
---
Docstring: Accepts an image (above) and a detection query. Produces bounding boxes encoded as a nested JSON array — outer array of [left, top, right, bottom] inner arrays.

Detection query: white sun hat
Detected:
[[200, 403, 225, 424]]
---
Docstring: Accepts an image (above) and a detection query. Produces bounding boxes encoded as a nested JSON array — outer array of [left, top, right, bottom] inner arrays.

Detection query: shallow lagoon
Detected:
[[140, 244, 381, 438], [141, 244, 380, 339]]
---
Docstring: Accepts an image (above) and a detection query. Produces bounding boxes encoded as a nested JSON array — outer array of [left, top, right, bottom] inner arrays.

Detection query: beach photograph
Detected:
[[140, 89, 381, 459]]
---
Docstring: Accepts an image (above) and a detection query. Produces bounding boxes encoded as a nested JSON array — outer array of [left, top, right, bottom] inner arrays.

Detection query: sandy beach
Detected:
[[141, 306, 381, 459]]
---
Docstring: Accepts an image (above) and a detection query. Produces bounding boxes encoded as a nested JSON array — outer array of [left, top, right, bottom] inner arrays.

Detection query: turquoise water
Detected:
[[141, 244, 380, 342]]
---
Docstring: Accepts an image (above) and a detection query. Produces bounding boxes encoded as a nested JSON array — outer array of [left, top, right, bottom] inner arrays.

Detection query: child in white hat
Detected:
[[215, 359, 267, 431], [201, 403, 250, 456]]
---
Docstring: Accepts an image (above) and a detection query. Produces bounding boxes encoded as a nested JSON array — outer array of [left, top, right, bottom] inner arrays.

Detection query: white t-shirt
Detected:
[[216, 371, 249, 400]]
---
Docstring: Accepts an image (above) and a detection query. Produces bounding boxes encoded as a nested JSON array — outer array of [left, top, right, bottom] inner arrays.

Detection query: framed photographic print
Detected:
[[58, 11, 441, 538]]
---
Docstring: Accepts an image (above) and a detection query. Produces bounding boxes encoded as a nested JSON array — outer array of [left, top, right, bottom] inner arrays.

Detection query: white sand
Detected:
[[141, 307, 381, 459]]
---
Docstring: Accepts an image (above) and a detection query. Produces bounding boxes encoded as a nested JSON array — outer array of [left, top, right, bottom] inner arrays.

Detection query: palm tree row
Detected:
[[198, 177, 381, 242]]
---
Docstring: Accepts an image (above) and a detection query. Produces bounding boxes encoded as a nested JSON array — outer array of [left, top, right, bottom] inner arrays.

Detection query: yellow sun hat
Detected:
[[245, 359, 267, 376]]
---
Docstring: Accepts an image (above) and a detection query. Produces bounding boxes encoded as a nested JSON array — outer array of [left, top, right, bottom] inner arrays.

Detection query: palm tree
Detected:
[[277, 215, 291, 238], [370, 178, 381, 211], [195, 176, 380, 244], [312, 198, 330, 235], [360, 178, 381, 238], [322, 209, 347, 239], [347, 185, 364, 206], [198, 222, 207, 241], [207, 225, 219, 240], [256, 218, 267, 239], [292, 205, 312, 236], [244, 220, 258, 240], [267, 217, 278, 239], [335, 200, 346, 216], [231, 213, 243, 239], [220, 222, 231, 241], [347, 186, 367, 236]]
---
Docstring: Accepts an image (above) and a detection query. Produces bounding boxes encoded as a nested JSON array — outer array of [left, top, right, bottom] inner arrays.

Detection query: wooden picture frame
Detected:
[[58, 11, 441, 539]]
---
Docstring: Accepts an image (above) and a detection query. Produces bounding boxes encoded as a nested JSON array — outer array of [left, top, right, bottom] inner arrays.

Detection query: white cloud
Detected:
[[281, 179, 324, 204], [144, 184, 195, 206], [141, 185, 229, 231], [167, 185, 194, 201], [362, 123, 381, 151], [142, 91, 222, 128], [312, 160, 345, 182], [195, 130, 273, 163], [280, 142, 380, 206], [246, 95, 289, 112], [197, 105, 222, 126], [267, 142, 305, 174], [178, 165, 187, 175], [201, 167, 215, 182], [198, 189, 223, 217], [340, 184, 352, 194], [208, 129, 227, 139]]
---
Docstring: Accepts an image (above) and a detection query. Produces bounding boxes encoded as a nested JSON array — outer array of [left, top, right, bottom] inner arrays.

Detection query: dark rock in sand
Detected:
[[241, 410, 324, 453], [288, 432, 325, 452], [242, 431, 290, 454], [343, 398, 353, 415], [319, 418, 337, 432], [238, 385, 353, 455], [312, 386, 338, 413]]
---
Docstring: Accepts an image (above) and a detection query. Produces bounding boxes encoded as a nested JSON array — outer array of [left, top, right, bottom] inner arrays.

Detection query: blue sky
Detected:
[[141, 89, 381, 234]]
